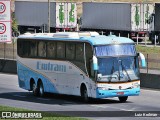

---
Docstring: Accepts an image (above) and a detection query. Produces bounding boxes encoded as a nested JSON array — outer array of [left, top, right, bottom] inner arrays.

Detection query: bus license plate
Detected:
[[117, 92, 124, 95]]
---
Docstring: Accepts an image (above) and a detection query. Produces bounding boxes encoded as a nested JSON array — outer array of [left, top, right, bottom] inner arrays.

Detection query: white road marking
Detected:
[[37, 98, 50, 101], [91, 105, 107, 108], [13, 95, 26, 98], [141, 89, 160, 93], [91, 105, 137, 111], [64, 101, 74, 104]]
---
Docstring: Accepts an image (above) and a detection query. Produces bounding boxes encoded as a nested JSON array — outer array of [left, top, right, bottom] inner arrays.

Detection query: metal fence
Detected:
[[143, 53, 160, 71], [0, 42, 160, 71]]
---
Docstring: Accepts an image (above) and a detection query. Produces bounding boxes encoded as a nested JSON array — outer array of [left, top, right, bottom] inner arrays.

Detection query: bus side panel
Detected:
[[17, 57, 98, 98], [17, 61, 58, 93]]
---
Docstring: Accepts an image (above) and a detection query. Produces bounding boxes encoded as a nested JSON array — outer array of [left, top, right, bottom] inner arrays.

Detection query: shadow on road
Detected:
[[0, 91, 132, 105]]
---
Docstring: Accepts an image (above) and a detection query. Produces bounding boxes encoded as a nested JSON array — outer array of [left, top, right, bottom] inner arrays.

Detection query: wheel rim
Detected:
[[84, 89, 88, 101], [39, 83, 44, 97], [32, 82, 38, 96], [82, 88, 88, 102], [40, 86, 43, 95], [32, 83, 36, 92]]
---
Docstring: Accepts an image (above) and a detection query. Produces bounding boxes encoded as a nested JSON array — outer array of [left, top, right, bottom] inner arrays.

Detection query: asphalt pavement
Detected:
[[0, 73, 160, 120]]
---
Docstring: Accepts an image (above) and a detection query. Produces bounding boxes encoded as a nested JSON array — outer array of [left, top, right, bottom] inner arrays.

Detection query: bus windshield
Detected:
[[95, 44, 136, 57], [95, 44, 139, 82]]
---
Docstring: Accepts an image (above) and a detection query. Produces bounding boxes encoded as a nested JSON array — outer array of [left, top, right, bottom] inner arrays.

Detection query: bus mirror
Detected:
[[93, 55, 98, 71], [138, 53, 146, 68]]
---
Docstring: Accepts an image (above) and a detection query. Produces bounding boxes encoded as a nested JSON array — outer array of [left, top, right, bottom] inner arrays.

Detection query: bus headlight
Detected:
[[132, 82, 140, 88], [98, 87, 108, 90]]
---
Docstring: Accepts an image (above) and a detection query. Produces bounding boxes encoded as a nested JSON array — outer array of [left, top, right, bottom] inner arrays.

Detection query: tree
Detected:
[[11, 12, 18, 34]]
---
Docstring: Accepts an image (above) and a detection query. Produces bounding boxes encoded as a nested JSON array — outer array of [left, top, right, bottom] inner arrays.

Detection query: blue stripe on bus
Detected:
[[17, 62, 59, 93]]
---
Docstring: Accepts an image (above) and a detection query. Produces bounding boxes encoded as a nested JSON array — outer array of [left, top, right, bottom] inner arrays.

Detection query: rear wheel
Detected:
[[118, 96, 128, 103], [32, 82, 38, 96], [38, 81, 44, 97]]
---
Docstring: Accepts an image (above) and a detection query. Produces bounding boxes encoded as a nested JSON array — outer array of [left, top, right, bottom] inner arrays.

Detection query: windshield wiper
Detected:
[[120, 60, 131, 82], [109, 61, 119, 82], [109, 61, 114, 82]]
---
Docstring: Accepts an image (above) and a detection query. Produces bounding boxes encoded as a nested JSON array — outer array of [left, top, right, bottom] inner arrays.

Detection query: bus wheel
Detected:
[[38, 81, 44, 97], [118, 96, 128, 103], [81, 86, 89, 102], [32, 82, 38, 96]]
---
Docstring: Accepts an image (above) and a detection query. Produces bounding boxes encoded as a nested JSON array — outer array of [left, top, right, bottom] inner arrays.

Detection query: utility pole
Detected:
[[48, 0, 50, 33]]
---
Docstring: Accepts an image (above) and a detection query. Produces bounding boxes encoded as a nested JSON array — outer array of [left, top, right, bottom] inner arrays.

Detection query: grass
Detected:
[[0, 105, 87, 120], [136, 45, 160, 54], [136, 45, 160, 70]]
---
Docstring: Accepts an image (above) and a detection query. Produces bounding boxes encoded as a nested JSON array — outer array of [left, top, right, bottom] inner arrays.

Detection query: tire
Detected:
[[81, 86, 89, 103], [32, 82, 38, 96], [38, 81, 44, 97], [118, 96, 128, 103]]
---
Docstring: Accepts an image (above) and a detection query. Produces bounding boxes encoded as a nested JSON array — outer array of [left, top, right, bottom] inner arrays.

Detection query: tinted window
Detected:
[[17, 40, 30, 57], [57, 42, 65, 59], [29, 41, 37, 57], [38, 41, 46, 57], [66, 43, 75, 60], [47, 42, 56, 58], [76, 43, 84, 61]]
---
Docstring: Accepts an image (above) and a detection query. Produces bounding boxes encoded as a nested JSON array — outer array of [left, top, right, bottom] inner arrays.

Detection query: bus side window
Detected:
[[17, 40, 30, 57], [76, 43, 84, 62], [23, 41, 30, 57], [66, 43, 75, 60], [38, 41, 46, 58], [57, 42, 65, 59], [85, 43, 93, 76], [17, 40, 23, 57], [90, 59, 95, 78], [29, 41, 37, 57], [47, 42, 56, 58]]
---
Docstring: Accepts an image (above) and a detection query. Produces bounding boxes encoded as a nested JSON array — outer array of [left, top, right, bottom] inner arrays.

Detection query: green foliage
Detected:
[[0, 105, 87, 120], [11, 12, 18, 33], [136, 45, 160, 54]]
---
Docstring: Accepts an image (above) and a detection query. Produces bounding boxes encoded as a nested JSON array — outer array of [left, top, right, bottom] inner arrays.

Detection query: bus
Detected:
[[17, 32, 146, 102]]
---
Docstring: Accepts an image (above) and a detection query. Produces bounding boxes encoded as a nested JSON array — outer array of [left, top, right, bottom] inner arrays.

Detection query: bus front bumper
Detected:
[[96, 87, 140, 98]]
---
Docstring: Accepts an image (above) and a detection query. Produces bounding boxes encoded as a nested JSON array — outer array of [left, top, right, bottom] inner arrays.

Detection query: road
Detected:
[[0, 73, 160, 120]]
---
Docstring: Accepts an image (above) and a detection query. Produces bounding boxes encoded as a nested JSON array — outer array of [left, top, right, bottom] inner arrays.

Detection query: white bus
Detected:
[[17, 32, 146, 102]]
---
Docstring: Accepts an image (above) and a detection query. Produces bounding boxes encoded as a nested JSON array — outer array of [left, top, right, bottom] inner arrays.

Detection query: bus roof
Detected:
[[18, 32, 134, 45]]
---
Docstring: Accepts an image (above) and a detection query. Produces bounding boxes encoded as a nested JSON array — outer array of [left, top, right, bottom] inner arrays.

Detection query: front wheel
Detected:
[[118, 96, 128, 103], [81, 86, 89, 103]]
